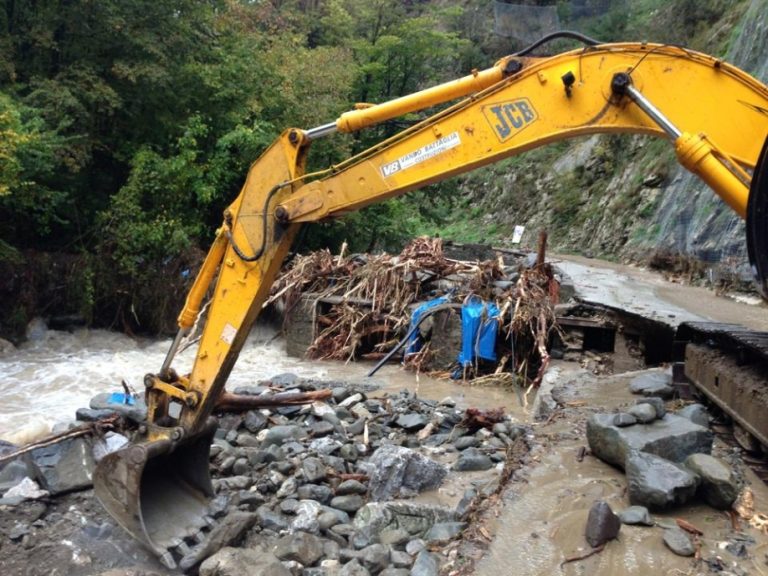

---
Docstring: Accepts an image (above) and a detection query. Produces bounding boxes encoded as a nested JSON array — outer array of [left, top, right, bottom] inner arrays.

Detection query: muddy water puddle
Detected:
[[476, 366, 768, 576]]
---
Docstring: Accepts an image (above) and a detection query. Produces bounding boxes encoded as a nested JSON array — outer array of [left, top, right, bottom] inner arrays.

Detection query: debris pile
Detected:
[[269, 237, 562, 387]]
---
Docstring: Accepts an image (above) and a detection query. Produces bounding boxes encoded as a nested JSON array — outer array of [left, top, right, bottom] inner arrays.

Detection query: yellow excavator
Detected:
[[93, 32, 768, 568]]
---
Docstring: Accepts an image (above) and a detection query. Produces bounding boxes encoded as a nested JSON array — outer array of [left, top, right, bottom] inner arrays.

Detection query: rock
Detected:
[[684, 454, 739, 509], [26, 317, 48, 341], [293, 500, 323, 533], [584, 501, 621, 547], [629, 372, 674, 398], [390, 550, 412, 568], [627, 403, 657, 424], [332, 387, 352, 403], [268, 373, 299, 387], [303, 458, 327, 483], [453, 448, 493, 472], [311, 421, 336, 437], [0, 456, 32, 492], [263, 426, 307, 447], [337, 480, 367, 495], [0, 336, 16, 355], [214, 475, 252, 491], [310, 437, 343, 456], [586, 413, 712, 469], [26, 437, 94, 495], [319, 511, 342, 531], [405, 540, 426, 556], [378, 528, 411, 547], [236, 433, 261, 447], [277, 476, 299, 498], [91, 432, 129, 463], [636, 397, 666, 419], [626, 451, 699, 510], [663, 527, 695, 556], [232, 458, 249, 476], [298, 484, 333, 503], [410, 550, 439, 576], [339, 560, 370, 576], [677, 404, 710, 428], [75, 408, 117, 422], [353, 502, 458, 540], [274, 532, 325, 566], [380, 568, 409, 576], [424, 522, 466, 543], [613, 413, 637, 427], [346, 419, 366, 436], [362, 445, 446, 501], [89, 392, 147, 423], [359, 543, 389, 573], [339, 394, 364, 408], [4, 477, 49, 500], [340, 444, 360, 462], [351, 405, 372, 420], [618, 506, 653, 526], [331, 495, 365, 513], [258, 506, 290, 531], [453, 436, 479, 450], [395, 414, 428, 432], [244, 410, 268, 433]]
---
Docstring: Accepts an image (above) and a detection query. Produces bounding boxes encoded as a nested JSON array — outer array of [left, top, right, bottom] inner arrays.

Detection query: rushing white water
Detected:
[[0, 324, 340, 444], [0, 323, 523, 445]]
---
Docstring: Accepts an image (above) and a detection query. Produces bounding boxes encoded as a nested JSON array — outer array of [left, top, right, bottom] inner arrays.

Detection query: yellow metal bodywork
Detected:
[[143, 130, 307, 440], [143, 42, 768, 464], [282, 45, 768, 223]]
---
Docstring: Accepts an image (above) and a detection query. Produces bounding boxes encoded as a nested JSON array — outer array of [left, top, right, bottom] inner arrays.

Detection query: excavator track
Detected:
[[676, 322, 768, 458]]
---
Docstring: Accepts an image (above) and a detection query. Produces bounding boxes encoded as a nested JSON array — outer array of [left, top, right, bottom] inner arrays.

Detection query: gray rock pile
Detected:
[[0, 374, 527, 574], [587, 385, 740, 514]]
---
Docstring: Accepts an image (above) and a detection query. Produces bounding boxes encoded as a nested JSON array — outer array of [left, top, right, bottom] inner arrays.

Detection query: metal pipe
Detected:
[[305, 122, 338, 140], [625, 84, 682, 139], [160, 327, 188, 376]]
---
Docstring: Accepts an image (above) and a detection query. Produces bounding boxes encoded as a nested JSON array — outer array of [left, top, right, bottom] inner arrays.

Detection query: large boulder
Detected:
[[273, 531, 325, 566], [629, 372, 674, 398], [360, 445, 446, 501], [587, 413, 712, 469], [684, 454, 739, 509], [626, 451, 699, 510], [90, 392, 147, 423], [25, 437, 94, 495]]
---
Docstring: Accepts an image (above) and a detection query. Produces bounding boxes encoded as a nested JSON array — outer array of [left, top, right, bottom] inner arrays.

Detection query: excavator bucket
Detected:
[[93, 419, 218, 569], [748, 132, 768, 299]]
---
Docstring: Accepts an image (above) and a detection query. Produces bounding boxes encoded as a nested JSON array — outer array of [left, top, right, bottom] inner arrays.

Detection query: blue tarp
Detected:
[[108, 392, 135, 406], [457, 297, 499, 366], [406, 295, 451, 354]]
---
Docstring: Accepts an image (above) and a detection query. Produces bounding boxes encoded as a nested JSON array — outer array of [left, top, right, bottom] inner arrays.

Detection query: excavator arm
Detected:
[[94, 41, 768, 569]]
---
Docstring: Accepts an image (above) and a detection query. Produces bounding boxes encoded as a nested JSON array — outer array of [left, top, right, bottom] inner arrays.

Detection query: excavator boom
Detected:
[[93, 38, 768, 569]]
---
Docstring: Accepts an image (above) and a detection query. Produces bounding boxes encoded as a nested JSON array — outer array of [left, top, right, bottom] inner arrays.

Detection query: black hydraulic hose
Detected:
[[367, 303, 462, 377], [225, 183, 286, 262], [514, 30, 603, 57]]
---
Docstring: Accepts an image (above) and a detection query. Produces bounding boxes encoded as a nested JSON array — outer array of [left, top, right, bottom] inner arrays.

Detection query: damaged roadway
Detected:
[[3, 257, 768, 575]]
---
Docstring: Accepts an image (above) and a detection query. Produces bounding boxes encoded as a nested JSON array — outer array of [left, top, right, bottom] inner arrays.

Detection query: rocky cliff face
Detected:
[[456, 0, 768, 283]]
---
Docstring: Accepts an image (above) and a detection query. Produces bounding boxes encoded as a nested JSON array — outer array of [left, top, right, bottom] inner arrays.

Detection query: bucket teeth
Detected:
[[158, 551, 177, 570]]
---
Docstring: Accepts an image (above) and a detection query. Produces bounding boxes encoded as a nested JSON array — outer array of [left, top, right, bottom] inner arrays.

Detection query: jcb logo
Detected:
[[483, 98, 538, 142]]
